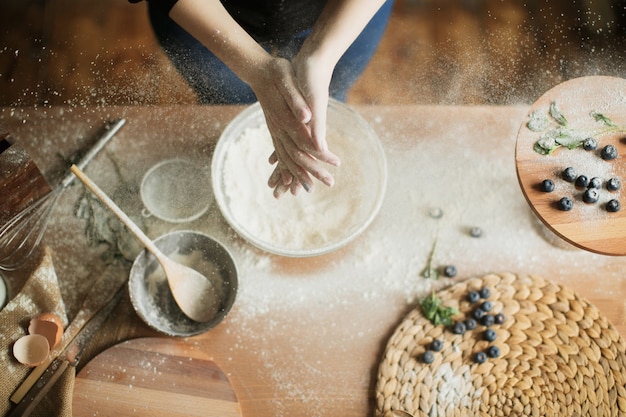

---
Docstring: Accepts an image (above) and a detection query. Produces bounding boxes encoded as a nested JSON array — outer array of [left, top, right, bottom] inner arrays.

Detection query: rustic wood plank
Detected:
[[0, 0, 624, 106]]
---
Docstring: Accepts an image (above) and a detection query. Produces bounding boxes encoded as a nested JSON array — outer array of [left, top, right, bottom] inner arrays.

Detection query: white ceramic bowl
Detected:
[[212, 100, 387, 257]]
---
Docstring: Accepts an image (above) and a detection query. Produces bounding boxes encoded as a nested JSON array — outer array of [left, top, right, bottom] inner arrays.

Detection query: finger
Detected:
[[273, 182, 290, 199], [268, 161, 294, 189], [268, 151, 278, 165], [268, 166, 282, 188], [290, 181, 303, 196], [291, 137, 341, 167], [280, 137, 334, 188], [273, 132, 314, 191], [285, 122, 340, 167]]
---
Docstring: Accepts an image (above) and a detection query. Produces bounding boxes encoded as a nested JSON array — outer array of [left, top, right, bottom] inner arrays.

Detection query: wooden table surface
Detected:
[[1, 104, 625, 417]]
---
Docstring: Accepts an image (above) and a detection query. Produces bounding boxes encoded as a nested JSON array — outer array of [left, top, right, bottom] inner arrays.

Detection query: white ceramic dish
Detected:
[[212, 100, 387, 257]]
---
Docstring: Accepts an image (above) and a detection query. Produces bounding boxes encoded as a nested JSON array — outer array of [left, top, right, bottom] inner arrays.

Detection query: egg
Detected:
[[13, 334, 50, 367], [29, 312, 63, 349]]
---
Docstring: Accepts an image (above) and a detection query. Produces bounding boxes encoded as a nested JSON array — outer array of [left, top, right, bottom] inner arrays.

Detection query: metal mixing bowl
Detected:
[[128, 231, 237, 337], [211, 100, 387, 257]]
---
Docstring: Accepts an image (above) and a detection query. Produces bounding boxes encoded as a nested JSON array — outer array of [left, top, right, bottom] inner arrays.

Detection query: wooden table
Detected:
[[2, 105, 626, 417]]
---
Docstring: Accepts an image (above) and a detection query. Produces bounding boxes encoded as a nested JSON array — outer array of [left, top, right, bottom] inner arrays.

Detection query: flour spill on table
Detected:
[[217, 108, 625, 416], [4, 105, 626, 417]]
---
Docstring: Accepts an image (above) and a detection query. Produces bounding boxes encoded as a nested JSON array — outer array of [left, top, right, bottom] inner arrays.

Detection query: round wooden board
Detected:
[[72, 338, 241, 417], [515, 76, 626, 256]]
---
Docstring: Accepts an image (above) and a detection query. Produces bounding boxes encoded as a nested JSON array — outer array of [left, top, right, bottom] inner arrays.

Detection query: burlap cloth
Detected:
[[0, 247, 154, 417]]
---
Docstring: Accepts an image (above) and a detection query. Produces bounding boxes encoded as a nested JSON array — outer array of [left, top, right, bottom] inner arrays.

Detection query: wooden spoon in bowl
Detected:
[[70, 165, 218, 322]]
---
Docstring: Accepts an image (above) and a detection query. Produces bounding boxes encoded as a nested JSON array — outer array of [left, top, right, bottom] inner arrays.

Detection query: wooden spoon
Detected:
[[70, 165, 218, 322]]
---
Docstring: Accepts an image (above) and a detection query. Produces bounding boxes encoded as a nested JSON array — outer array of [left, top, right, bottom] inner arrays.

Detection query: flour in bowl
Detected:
[[220, 124, 366, 254]]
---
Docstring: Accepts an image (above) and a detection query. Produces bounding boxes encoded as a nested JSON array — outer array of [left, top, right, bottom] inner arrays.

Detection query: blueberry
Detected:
[[606, 199, 621, 213], [487, 345, 501, 358], [422, 350, 435, 364], [472, 308, 486, 321], [558, 197, 573, 211], [601, 145, 618, 160], [474, 351, 487, 364], [588, 177, 602, 189], [430, 339, 443, 352], [480, 301, 493, 312], [575, 175, 589, 188], [494, 313, 506, 325], [583, 188, 600, 204], [540, 179, 555, 192], [479, 287, 490, 299], [583, 137, 598, 151], [443, 265, 457, 278], [464, 318, 477, 331], [562, 167, 577, 182], [607, 177, 621, 192], [484, 329, 497, 342], [467, 291, 480, 304], [481, 314, 495, 327], [469, 227, 483, 238], [452, 321, 467, 335]]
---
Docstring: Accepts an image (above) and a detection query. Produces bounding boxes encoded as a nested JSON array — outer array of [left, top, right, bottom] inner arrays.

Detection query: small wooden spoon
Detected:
[[70, 165, 218, 322]]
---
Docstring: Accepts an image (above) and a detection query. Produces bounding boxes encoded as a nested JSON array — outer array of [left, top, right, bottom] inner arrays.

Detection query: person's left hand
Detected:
[[256, 57, 340, 198]]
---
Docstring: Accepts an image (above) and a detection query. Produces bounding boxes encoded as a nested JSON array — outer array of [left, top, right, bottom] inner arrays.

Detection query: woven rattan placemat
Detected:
[[375, 272, 626, 417]]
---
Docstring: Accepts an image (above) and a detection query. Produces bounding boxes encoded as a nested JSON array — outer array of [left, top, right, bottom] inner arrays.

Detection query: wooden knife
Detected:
[[6, 285, 124, 417]]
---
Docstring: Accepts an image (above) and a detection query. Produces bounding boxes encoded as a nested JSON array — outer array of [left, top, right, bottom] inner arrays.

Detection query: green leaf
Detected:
[[549, 101, 568, 127], [591, 111, 616, 127], [533, 141, 551, 155], [534, 133, 560, 155], [419, 293, 459, 327], [553, 128, 585, 149], [527, 110, 549, 132]]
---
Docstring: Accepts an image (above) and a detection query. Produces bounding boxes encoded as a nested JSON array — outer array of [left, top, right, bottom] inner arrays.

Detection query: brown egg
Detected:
[[13, 334, 50, 367], [29, 312, 63, 349]]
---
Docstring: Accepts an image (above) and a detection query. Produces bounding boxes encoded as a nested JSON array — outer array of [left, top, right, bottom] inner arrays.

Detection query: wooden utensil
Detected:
[[70, 165, 219, 322], [72, 338, 241, 417], [0, 119, 125, 271], [10, 255, 130, 404], [515, 76, 626, 256]]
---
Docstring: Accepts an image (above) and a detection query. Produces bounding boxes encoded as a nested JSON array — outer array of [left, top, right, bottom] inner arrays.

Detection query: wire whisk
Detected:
[[0, 118, 126, 271]]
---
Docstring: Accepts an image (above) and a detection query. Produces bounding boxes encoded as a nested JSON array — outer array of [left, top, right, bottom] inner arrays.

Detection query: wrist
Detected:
[[298, 36, 342, 70], [237, 53, 274, 88]]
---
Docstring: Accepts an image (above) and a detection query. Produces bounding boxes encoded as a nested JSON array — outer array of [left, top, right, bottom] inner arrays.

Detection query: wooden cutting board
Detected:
[[515, 76, 626, 256], [72, 338, 241, 417]]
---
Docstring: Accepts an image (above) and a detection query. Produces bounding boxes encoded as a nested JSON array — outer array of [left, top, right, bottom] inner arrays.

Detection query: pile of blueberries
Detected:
[[422, 287, 505, 365], [540, 140, 621, 212]]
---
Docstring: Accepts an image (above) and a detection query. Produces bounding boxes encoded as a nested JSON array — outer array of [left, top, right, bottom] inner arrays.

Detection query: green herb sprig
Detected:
[[421, 238, 439, 280], [529, 100, 626, 155], [419, 292, 459, 326]]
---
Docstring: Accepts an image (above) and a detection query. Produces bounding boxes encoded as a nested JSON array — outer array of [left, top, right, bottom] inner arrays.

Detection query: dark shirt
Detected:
[[130, 0, 327, 42]]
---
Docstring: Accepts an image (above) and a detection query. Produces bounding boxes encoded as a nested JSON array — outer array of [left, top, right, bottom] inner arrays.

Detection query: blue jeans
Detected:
[[148, 1, 394, 104]]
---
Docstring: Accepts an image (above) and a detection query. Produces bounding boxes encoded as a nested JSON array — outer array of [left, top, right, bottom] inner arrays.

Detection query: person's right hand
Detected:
[[250, 56, 340, 198]]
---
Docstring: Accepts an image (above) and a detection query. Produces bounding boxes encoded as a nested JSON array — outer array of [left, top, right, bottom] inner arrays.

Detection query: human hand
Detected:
[[251, 57, 340, 198], [292, 51, 337, 167]]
